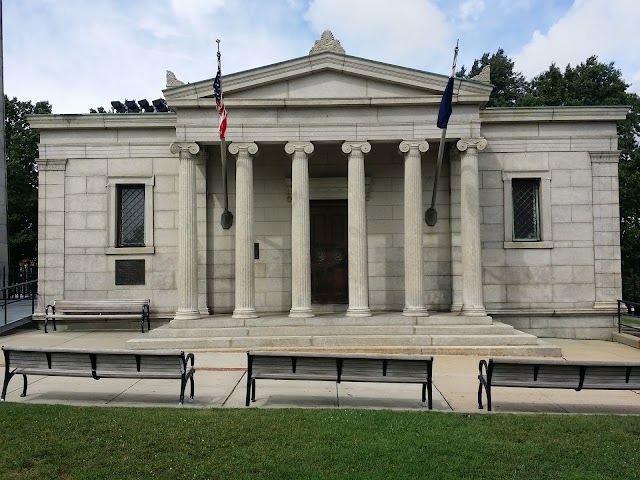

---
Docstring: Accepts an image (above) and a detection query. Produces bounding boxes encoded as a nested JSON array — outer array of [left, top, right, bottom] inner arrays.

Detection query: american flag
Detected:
[[213, 64, 227, 139]]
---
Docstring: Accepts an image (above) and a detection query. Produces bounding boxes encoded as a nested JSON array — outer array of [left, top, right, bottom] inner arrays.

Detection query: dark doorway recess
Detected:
[[310, 200, 348, 304]]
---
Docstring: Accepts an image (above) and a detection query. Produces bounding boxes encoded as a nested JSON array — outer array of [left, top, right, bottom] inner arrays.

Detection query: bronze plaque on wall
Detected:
[[115, 259, 145, 285]]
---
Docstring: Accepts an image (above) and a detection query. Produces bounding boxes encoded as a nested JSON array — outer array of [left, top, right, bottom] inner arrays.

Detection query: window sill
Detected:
[[503, 241, 553, 249], [105, 247, 155, 255]]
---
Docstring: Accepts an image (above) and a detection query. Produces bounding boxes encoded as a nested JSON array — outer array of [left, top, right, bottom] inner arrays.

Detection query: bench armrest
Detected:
[[478, 359, 491, 410]]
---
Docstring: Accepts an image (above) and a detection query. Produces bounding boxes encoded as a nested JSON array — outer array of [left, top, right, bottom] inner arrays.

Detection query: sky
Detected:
[[3, 0, 639, 114]]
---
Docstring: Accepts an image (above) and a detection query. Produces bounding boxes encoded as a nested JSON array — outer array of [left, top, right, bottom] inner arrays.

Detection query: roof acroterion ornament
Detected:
[[309, 30, 345, 55], [166, 70, 185, 87]]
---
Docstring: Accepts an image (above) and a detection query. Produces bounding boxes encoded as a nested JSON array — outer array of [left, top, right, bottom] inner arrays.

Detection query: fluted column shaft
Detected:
[[400, 140, 429, 316], [286, 142, 314, 317], [230, 142, 259, 319], [170, 142, 200, 320], [343, 141, 372, 317], [457, 138, 487, 316]]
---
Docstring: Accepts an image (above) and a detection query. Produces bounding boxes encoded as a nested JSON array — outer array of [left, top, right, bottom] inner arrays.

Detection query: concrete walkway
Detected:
[[2, 329, 640, 414]]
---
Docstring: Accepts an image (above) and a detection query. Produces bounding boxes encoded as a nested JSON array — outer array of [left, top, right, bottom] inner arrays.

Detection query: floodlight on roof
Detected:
[[152, 98, 170, 112], [138, 99, 154, 112], [125, 100, 141, 113], [111, 101, 126, 113]]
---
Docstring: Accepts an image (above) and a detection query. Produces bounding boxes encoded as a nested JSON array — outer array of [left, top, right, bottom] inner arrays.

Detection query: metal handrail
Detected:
[[1, 279, 38, 326], [617, 299, 640, 335]]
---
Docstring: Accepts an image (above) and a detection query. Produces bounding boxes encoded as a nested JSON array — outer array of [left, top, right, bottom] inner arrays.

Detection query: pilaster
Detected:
[[343, 141, 372, 317], [457, 138, 487, 316], [170, 142, 201, 320], [590, 151, 622, 311], [286, 142, 315, 317], [229, 142, 259, 319], [399, 140, 429, 316], [36, 159, 68, 316]]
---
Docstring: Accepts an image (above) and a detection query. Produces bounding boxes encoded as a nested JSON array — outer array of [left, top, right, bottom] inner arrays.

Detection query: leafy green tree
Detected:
[[458, 48, 527, 107], [89, 106, 106, 113], [4, 96, 52, 265]]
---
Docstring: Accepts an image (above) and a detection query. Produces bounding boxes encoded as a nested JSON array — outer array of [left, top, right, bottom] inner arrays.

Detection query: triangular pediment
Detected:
[[164, 52, 493, 108]]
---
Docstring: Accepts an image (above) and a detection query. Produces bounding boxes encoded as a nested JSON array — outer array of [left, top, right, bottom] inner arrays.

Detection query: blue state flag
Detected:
[[437, 76, 454, 129]]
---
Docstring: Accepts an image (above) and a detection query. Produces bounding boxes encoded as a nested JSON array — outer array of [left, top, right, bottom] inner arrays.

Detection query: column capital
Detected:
[[589, 151, 621, 163], [229, 142, 258, 156], [342, 141, 371, 155], [170, 142, 200, 156], [456, 138, 487, 152], [399, 140, 429, 154], [285, 142, 314, 156], [37, 159, 68, 171]]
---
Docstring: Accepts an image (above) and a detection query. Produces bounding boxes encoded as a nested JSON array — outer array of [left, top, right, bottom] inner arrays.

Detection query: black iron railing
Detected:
[[1, 279, 38, 326], [617, 299, 640, 336]]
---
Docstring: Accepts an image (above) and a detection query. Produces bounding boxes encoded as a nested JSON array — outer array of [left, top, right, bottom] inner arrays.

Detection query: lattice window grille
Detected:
[[119, 185, 145, 246], [512, 179, 540, 241]]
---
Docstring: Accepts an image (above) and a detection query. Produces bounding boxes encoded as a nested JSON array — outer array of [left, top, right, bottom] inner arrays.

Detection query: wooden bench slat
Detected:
[[478, 358, 640, 411], [2, 346, 195, 404], [247, 351, 433, 408], [43, 299, 151, 333]]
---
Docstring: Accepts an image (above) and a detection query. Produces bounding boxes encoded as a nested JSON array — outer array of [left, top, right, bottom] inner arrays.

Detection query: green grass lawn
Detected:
[[1, 404, 639, 479]]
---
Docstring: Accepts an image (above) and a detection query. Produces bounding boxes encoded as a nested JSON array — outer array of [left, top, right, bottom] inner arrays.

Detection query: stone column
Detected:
[[457, 138, 488, 316], [449, 147, 463, 312], [286, 142, 314, 318], [36, 159, 68, 316], [170, 142, 201, 320], [590, 151, 622, 311], [195, 153, 209, 315], [229, 142, 259, 319], [399, 140, 429, 316], [342, 141, 372, 317]]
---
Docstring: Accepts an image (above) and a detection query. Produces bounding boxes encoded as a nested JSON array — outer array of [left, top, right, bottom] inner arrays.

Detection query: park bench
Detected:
[[1, 346, 195, 405], [478, 358, 640, 411], [246, 351, 433, 408], [44, 299, 151, 333]]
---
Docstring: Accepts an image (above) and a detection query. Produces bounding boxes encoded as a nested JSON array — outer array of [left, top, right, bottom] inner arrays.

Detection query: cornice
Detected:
[[167, 95, 489, 110], [480, 106, 629, 123], [27, 113, 177, 131]]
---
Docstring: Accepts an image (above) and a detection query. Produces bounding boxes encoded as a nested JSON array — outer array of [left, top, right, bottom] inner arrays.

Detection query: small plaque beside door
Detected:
[[115, 259, 145, 285]]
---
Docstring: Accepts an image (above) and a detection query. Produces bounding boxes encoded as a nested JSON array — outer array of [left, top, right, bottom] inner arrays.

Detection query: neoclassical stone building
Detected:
[[30, 33, 626, 343]]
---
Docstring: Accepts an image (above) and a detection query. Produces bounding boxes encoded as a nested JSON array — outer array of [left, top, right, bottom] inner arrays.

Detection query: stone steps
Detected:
[[168, 313, 494, 329], [146, 323, 517, 339], [126, 313, 562, 356]]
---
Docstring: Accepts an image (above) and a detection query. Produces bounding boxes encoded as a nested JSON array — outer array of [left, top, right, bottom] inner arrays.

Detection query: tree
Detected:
[[89, 107, 106, 113], [4, 96, 52, 265], [457, 48, 527, 107]]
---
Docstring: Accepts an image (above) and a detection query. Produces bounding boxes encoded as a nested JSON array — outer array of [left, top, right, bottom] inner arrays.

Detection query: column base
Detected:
[[346, 307, 372, 317], [461, 305, 486, 317], [232, 308, 258, 319], [402, 307, 429, 317], [592, 301, 619, 312], [199, 307, 211, 315], [289, 307, 315, 318], [174, 309, 201, 321], [450, 303, 463, 313]]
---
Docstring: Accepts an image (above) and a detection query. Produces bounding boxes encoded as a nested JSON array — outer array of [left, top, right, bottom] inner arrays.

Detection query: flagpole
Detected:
[[425, 40, 459, 227], [217, 39, 233, 229]]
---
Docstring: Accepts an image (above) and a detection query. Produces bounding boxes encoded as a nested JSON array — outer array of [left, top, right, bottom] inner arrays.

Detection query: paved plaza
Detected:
[[1, 328, 639, 414]]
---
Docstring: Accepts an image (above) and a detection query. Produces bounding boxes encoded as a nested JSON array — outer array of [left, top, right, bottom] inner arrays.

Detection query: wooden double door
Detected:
[[310, 200, 348, 304]]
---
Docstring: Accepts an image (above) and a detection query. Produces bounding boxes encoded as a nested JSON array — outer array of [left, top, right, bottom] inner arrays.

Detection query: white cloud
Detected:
[[458, 0, 485, 21], [513, 0, 640, 91], [304, 0, 454, 70]]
